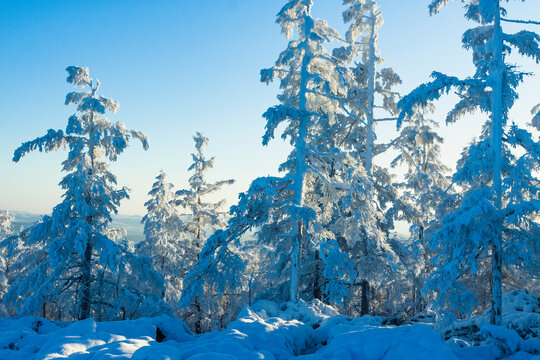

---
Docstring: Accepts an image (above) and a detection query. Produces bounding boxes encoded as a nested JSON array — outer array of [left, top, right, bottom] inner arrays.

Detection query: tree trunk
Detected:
[[82, 113, 96, 321], [364, 15, 377, 175], [313, 251, 324, 301], [80, 241, 93, 320], [289, 25, 311, 302], [490, 0, 504, 326], [194, 221, 203, 333], [194, 298, 202, 334], [290, 221, 302, 302], [360, 279, 370, 316], [358, 14, 378, 317], [161, 256, 166, 299]]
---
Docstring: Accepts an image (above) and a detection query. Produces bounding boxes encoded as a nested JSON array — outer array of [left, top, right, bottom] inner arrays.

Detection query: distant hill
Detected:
[[8, 211, 145, 243]]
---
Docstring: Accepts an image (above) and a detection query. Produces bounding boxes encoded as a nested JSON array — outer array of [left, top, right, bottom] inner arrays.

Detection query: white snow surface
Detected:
[[0, 299, 538, 360]]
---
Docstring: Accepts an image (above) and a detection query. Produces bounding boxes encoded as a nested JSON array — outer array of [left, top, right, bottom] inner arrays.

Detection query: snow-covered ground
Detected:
[[1, 293, 538, 360]]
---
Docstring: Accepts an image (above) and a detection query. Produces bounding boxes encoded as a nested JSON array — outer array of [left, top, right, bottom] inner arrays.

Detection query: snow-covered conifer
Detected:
[[398, 1, 540, 325], [175, 133, 234, 249], [329, 0, 401, 315], [0, 210, 15, 305], [182, 1, 363, 313], [175, 132, 234, 332], [0, 211, 13, 241], [257, 0, 358, 303], [391, 105, 450, 241], [6, 66, 164, 320], [139, 171, 184, 314], [390, 104, 451, 313]]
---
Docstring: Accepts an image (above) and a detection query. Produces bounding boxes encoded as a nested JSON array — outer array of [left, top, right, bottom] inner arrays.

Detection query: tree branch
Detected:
[[501, 18, 540, 25]]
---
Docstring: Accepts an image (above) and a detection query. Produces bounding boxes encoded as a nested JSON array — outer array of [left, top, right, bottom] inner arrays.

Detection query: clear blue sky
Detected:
[[1, 0, 538, 218]]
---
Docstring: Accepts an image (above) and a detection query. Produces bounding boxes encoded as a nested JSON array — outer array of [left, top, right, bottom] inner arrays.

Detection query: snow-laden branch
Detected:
[[306, 164, 350, 191], [397, 72, 485, 129], [502, 18, 540, 26]]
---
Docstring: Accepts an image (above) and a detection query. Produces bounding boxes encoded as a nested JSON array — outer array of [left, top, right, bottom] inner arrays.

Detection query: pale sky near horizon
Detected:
[[0, 0, 539, 222]]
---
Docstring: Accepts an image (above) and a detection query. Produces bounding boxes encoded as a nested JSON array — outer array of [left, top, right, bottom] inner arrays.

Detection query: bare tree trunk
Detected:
[[194, 300, 202, 334], [313, 252, 324, 301], [80, 242, 93, 320], [194, 218, 202, 333], [361, 280, 370, 316]]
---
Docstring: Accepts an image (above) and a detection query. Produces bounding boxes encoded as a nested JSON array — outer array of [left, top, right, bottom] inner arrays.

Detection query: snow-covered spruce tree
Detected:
[[0, 210, 15, 306], [1, 221, 48, 317], [337, 0, 401, 170], [390, 104, 451, 313], [327, 0, 401, 316], [139, 171, 184, 314], [257, 0, 357, 303], [181, 0, 359, 312], [175, 133, 234, 249], [175, 132, 234, 333], [0, 210, 13, 241], [7, 66, 164, 320], [398, 1, 540, 325], [104, 236, 169, 320]]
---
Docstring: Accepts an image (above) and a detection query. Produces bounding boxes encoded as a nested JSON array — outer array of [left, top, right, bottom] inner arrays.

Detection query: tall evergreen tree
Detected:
[[7, 66, 163, 320], [331, 0, 401, 315], [176, 132, 234, 333], [258, 0, 351, 302], [398, 0, 540, 325], [390, 105, 451, 313], [182, 0, 360, 310]]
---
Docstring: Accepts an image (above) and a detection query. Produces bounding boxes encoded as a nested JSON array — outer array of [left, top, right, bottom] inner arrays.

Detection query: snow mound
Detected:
[[501, 291, 540, 340], [304, 323, 458, 360], [0, 315, 192, 360], [503, 290, 539, 315], [453, 324, 540, 360], [248, 299, 339, 327], [133, 300, 331, 359], [440, 291, 540, 342]]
